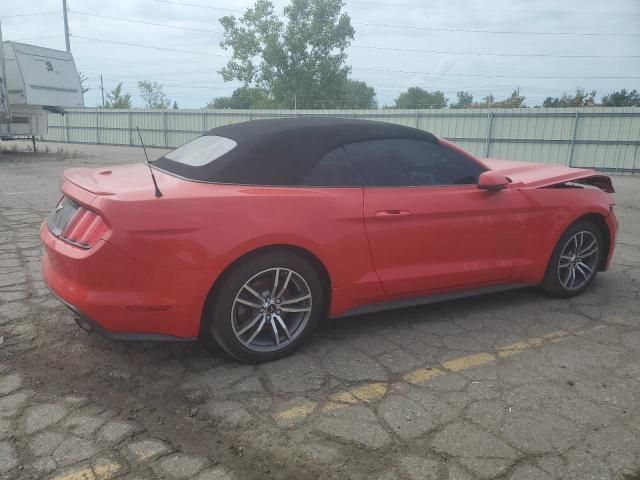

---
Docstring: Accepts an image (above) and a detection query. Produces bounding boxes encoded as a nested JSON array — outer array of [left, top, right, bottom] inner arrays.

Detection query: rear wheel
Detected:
[[541, 220, 603, 297], [205, 251, 324, 363]]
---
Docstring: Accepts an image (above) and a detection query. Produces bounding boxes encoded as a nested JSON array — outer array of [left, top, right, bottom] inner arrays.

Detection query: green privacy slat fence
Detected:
[[44, 107, 640, 172]]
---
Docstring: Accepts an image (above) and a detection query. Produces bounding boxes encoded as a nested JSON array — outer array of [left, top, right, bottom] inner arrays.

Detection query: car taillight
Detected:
[[60, 207, 109, 248]]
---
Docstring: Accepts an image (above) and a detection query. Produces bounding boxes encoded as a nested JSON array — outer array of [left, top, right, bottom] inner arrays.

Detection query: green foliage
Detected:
[[451, 91, 473, 109], [172, 101, 179, 109], [104, 82, 132, 109], [601, 89, 640, 107], [393, 87, 447, 109], [206, 86, 274, 109], [218, 0, 354, 108], [491, 89, 526, 108], [344, 80, 377, 109], [543, 88, 596, 108], [138, 80, 171, 109]]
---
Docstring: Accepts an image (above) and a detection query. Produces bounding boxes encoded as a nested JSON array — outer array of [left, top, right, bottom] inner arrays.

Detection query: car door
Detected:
[[344, 138, 531, 296]]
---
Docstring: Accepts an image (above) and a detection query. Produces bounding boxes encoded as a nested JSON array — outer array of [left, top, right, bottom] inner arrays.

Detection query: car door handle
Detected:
[[374, 209, 411, 218]]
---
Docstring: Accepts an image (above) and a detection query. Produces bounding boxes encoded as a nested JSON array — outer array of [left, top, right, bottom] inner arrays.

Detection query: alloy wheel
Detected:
[[231, 267, 313, 352], [557, 231, 599, 291]]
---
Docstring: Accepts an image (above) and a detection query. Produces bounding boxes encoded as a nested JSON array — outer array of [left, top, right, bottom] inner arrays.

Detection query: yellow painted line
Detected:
[[497, 340, 530, 358], [273, 401, 316, 420], [272, 326, 600, 422], [93, 461, 122, 479], [542, 330, 568, 340], [322, 383, 388, 412], [51, 461, 122, 480], [329, 382, 388, 404], [51, 467, 95, 480], [404, 367, 444, 385], [498, 331, 569, 357], [442, 352, 495, 372]]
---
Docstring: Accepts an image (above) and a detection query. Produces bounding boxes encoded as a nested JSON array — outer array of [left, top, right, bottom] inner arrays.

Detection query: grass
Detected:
[[0, 142, 83, 159]]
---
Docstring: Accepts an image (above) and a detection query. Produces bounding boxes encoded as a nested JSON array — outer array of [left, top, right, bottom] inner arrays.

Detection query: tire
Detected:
[[204, 250, 324, 363], [541, 219, 604, 298]]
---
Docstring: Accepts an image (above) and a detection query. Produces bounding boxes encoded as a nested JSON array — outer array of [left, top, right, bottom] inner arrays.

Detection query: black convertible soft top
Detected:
[[153, 117, 438, 185]]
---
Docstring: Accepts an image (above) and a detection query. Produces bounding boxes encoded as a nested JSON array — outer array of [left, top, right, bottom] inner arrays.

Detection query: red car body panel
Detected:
[[40, 143, 618, 340]]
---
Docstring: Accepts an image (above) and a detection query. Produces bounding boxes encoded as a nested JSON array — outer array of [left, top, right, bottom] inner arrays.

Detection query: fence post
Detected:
[[483, 112, 493, 157], [95, 111, 100, 144], [163, 111, 168, 148], [202, 110, 206, 133], [568, 111, 580, 167], [65, 113, 70, 143], [415, 110, 420, 129], [128, 111, 133, 146]]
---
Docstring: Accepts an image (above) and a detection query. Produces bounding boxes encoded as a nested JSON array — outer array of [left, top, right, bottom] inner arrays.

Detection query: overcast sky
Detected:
[[2, 0, 639, 108]]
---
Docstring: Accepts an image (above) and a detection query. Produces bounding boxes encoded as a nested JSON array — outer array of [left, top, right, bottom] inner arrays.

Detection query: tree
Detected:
[[393, 87, 447, 109], [138, 80, 170, 109], [492, 89, 526, 108], [451, 91, 473, 109], [218, 0, 354, 108], [542, 88, 596, 108], [172, 101, 179, 109], [104, 82, 132, 108], [601, 89, 640, 107], [482, 94, 495, 107], [78, 72, 90, 95], [206, 86, 273, 109], [343, 80, 377, 109]]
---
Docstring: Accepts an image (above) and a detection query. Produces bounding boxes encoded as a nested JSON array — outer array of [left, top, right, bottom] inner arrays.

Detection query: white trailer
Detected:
[[1, 23, 83, 143]]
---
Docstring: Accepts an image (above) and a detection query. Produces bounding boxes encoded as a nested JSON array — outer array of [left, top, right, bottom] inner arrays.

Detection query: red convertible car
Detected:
[[41, 118, 617, 362]]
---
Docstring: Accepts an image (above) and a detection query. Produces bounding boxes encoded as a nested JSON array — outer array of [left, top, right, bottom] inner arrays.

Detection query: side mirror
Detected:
[[478, 171, 510, 191]]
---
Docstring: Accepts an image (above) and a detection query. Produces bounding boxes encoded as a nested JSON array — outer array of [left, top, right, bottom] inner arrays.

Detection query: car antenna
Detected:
[[136, 126, 163, 198]]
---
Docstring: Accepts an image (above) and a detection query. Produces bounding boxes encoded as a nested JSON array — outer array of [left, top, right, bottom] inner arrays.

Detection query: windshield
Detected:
[[161, 135, 237, 167]]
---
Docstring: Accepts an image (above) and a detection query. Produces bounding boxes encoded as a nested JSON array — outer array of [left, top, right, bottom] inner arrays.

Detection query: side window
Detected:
[[343, 139, 485, 187], [300, 147, 360, 187]]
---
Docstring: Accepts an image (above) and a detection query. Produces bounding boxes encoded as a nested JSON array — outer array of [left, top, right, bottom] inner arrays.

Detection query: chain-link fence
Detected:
[[44, 107, 640, 172]]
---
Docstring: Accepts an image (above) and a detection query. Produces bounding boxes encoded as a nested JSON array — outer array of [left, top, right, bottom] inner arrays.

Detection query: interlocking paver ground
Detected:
[[1, 142, 639, 479]]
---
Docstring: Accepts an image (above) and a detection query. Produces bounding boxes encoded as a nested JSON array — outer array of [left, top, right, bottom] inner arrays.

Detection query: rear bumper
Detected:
[[47, 287, 194, 342], [40, 221, 212, 340]]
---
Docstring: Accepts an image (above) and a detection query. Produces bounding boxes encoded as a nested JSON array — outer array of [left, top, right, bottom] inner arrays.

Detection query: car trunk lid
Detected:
[[63, 163, 177, 196]]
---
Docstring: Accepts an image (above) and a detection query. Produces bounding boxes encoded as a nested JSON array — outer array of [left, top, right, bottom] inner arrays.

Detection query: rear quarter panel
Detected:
[[92, 181, 381, 318]]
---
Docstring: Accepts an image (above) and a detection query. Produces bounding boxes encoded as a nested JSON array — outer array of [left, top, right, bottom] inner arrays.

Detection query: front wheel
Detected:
[[541, 220, 603, 298], [205, 251, 324, 363]]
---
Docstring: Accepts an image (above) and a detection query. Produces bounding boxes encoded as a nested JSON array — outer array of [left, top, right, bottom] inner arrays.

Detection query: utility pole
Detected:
[[0, 21, 12, 128], [62, 0, 71, 52], [100, 75, 105, 107]]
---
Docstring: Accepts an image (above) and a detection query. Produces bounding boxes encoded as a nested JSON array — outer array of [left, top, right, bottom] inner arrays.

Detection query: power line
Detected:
[[153, 0, 640, 19], [74, 39, 640, 80], [68, 10, 224, 34], [11, 35, 63, 42], [66, 9, 638, 57], [352, 45, 640, 59], [1, 11, 60, 19], [346, 0, 640, 17], [73, 35, 229, 57], [352, 21, 640, 38], [86, 73, 569, 96], [68, 8, 640, 49], [148, 1, 640, 35], [151, 0, 242, 12], [354, 66, 640, 80], [72, 32, 638, 67]]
